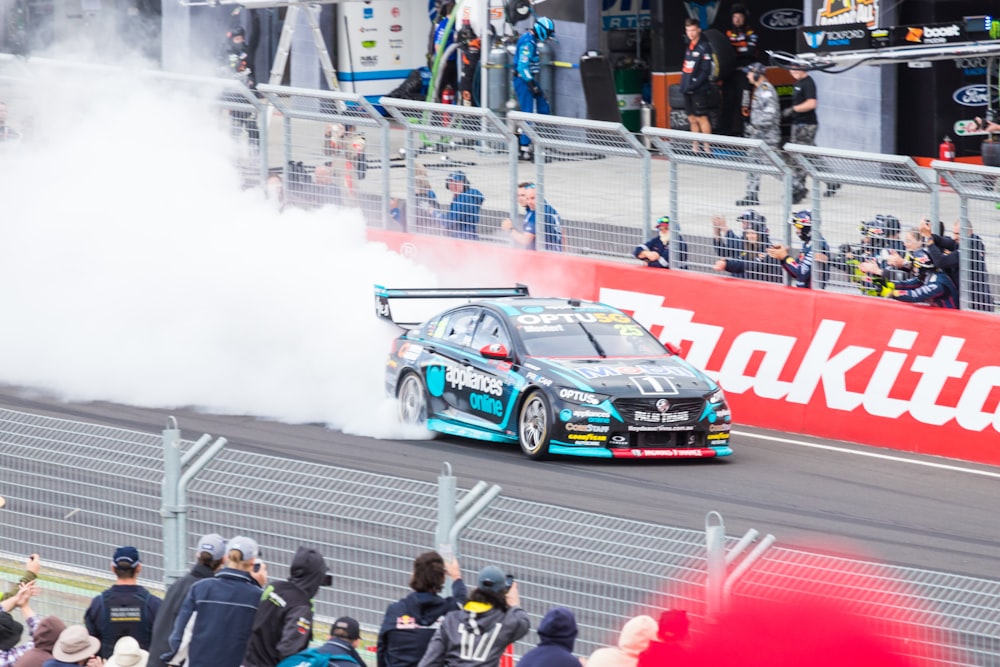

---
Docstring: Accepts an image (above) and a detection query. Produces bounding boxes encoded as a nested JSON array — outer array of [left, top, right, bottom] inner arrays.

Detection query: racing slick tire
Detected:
[[397, 372, 430, 430], [517, 390, 552, 460]]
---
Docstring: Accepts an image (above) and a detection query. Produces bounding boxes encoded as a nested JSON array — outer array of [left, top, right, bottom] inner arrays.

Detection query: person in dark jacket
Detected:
[[516, 607, 581, 667], [313, 617, 365, 667], [417, 566, 529, 667], [244, 547, 331, 667], [146, 534, 227, 667], [440, 171, 485, 241], [680, 17, 718, 148], [377, 551, 466, 667], [162, 536, 266, 667], [13, 616, 66, 667], [84, 547, 161, 658], [634, 216, 688, 269]]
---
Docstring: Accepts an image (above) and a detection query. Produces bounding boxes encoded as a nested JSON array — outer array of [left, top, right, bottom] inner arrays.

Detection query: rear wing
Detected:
[[374, 284, 530, 328]]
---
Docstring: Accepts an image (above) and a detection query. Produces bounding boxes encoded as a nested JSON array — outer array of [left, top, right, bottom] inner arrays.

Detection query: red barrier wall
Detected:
[[370, 230, 1000, 466]]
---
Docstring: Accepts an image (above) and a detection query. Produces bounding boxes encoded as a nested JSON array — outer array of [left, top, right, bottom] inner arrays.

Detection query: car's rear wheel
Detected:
[[397, 373, 429, 427], [518, 391, 551, 460]]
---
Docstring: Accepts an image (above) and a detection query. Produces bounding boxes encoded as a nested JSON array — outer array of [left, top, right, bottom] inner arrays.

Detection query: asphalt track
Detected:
[[1, 386, 997, 581]]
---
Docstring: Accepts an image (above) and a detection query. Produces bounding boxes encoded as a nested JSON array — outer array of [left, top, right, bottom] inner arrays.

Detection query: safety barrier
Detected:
[[1, 408, 998, 666]]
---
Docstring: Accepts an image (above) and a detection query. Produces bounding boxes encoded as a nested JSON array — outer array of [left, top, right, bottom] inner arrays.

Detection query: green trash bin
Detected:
[[614, 68, 644, 132]]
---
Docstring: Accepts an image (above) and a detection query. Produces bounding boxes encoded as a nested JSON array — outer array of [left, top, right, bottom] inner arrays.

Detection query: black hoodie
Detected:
[[518, 607, 580, 667], [244, 547, 329, 667]]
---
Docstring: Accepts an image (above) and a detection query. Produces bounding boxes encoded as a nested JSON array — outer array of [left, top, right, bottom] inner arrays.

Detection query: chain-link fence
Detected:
[[381, 98, 518, 242], [2, 408, 1000, 665], [645, 129, 790, 279]]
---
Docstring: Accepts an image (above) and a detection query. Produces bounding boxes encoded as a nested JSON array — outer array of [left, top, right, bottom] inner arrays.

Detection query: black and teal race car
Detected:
[[377, 285, 732, 461]]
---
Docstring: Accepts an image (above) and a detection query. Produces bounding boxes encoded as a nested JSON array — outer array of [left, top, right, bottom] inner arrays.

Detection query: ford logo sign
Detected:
[[952, 84, 995, 106], [760, 8, 803, 30]]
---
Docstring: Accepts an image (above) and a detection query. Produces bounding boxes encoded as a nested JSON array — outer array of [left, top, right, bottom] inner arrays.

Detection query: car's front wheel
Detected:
[[518, 391, 552, 460], [397, 372, 429, 427]]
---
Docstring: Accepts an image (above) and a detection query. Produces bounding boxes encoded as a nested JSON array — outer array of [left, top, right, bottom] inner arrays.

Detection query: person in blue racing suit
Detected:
[[875, 239, 958, 309], [767, 210, 827, 288], [513, 16, 555, 161]]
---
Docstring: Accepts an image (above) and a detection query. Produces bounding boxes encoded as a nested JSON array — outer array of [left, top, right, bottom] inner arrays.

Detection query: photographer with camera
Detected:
[[417, 566, 529, 667], [835, 215, 905, 296]]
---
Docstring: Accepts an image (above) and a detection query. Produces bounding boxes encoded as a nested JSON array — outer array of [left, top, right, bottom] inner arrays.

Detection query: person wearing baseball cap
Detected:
[[147, 534, 228, 667], [162, 536, 265, 667], [85, 546, 162, 659], [314, 617, 365, 667], [417, 566, 529, 667], [633, 216, 688, 270], [440, 171, 484, 241]]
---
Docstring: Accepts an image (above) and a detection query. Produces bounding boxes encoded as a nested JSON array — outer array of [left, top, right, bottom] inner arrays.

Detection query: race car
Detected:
[[377, 285, 732, 461]]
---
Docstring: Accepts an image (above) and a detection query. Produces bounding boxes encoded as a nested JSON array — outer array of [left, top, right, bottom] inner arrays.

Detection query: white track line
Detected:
[[732, 429, 1000, 479]]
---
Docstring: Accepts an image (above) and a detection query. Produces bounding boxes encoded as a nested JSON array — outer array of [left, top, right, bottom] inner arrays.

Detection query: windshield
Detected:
[[512, 310, 669, 358]]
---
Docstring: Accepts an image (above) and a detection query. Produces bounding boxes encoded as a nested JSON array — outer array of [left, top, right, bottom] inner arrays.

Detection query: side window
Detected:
[[444, 309, 480, 348], [471, 313, 511, 353]]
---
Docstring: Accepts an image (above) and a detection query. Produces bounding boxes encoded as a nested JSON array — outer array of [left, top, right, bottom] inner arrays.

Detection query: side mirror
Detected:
[[665, 341, 683, 357], [481, 343, 511, 360]]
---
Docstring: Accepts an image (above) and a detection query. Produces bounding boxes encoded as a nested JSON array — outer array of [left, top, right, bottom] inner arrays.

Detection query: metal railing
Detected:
[[1, 408, 999, 665]]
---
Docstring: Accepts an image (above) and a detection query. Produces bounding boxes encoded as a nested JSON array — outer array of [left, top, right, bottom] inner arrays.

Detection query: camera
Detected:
[[322, 573, 333, 587], [505, 574, 514, 588], [253, 561, 263, 573]]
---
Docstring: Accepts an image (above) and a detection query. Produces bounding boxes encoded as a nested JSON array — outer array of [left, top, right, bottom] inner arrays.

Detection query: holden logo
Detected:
[[759, 8, 802, 30], [952, 85, 992, 107], [656, 399, 670, 413]]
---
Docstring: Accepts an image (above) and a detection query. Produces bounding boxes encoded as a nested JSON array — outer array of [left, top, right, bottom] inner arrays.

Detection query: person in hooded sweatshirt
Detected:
[[377, 551, 466, 667], [147, 535, 227, 667], [416, 566, 529, 667], [586, 615, 657, 667], [14, 616, 66, 667], [244, 547, 331, 667], [516, 608, 582, 667]]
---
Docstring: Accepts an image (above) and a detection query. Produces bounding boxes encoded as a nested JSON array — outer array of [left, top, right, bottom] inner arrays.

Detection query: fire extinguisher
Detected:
[[441, 85, 455, 126], [939, 135, 955, 162]]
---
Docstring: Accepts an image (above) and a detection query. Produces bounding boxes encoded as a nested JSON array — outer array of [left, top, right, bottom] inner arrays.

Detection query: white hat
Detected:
[[106, 636, 149, 667]]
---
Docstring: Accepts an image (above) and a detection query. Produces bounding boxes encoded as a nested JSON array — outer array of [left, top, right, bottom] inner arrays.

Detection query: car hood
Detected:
[[528, 357, 716, 395]]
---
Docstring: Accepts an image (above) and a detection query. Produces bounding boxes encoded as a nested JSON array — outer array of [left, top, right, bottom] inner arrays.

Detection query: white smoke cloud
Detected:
[[0, 61, 436, 438]]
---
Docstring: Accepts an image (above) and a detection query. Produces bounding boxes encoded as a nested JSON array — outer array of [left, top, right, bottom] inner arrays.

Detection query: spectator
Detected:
[[376, 551, 466, 667], [736, 63, 780, 207], [713, 212, 782, 283], [634, 216, 688, 269], [219, 27, 260, 150], [2, 557, 40, 603], [266, 174, 285, 212], [2, 583, 40, 667], [636, 609, 688, 667], [310, 165, 345, 209], [879, 245, 958, 309], [721, 4, 759, 136], [440, 171, 485, 241], [516, 607, 581, 667], [782, 68, 838, 203], [104, 638, 147, 667], [837, 216, 905, 296], [968, 114, 1000, 133], [0, 102, 21, 142], [295, 617, 365, 667], [417, 566, 530, 667], [244, 547, 331, 667], [586, 615, 657, 667], [162, 536, 266, 667], [767, 210, 826, 288], [146, 534, 227, 667], [680, 18, 719, 151], [84, 547, 161, 659], [501, 183, 564, 252], [390, 167, 440, 232], [14, 616, 65, 667], [513, 17, 556, 161], [921, 218, 993, 312], [43, 626, 102, 667]]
